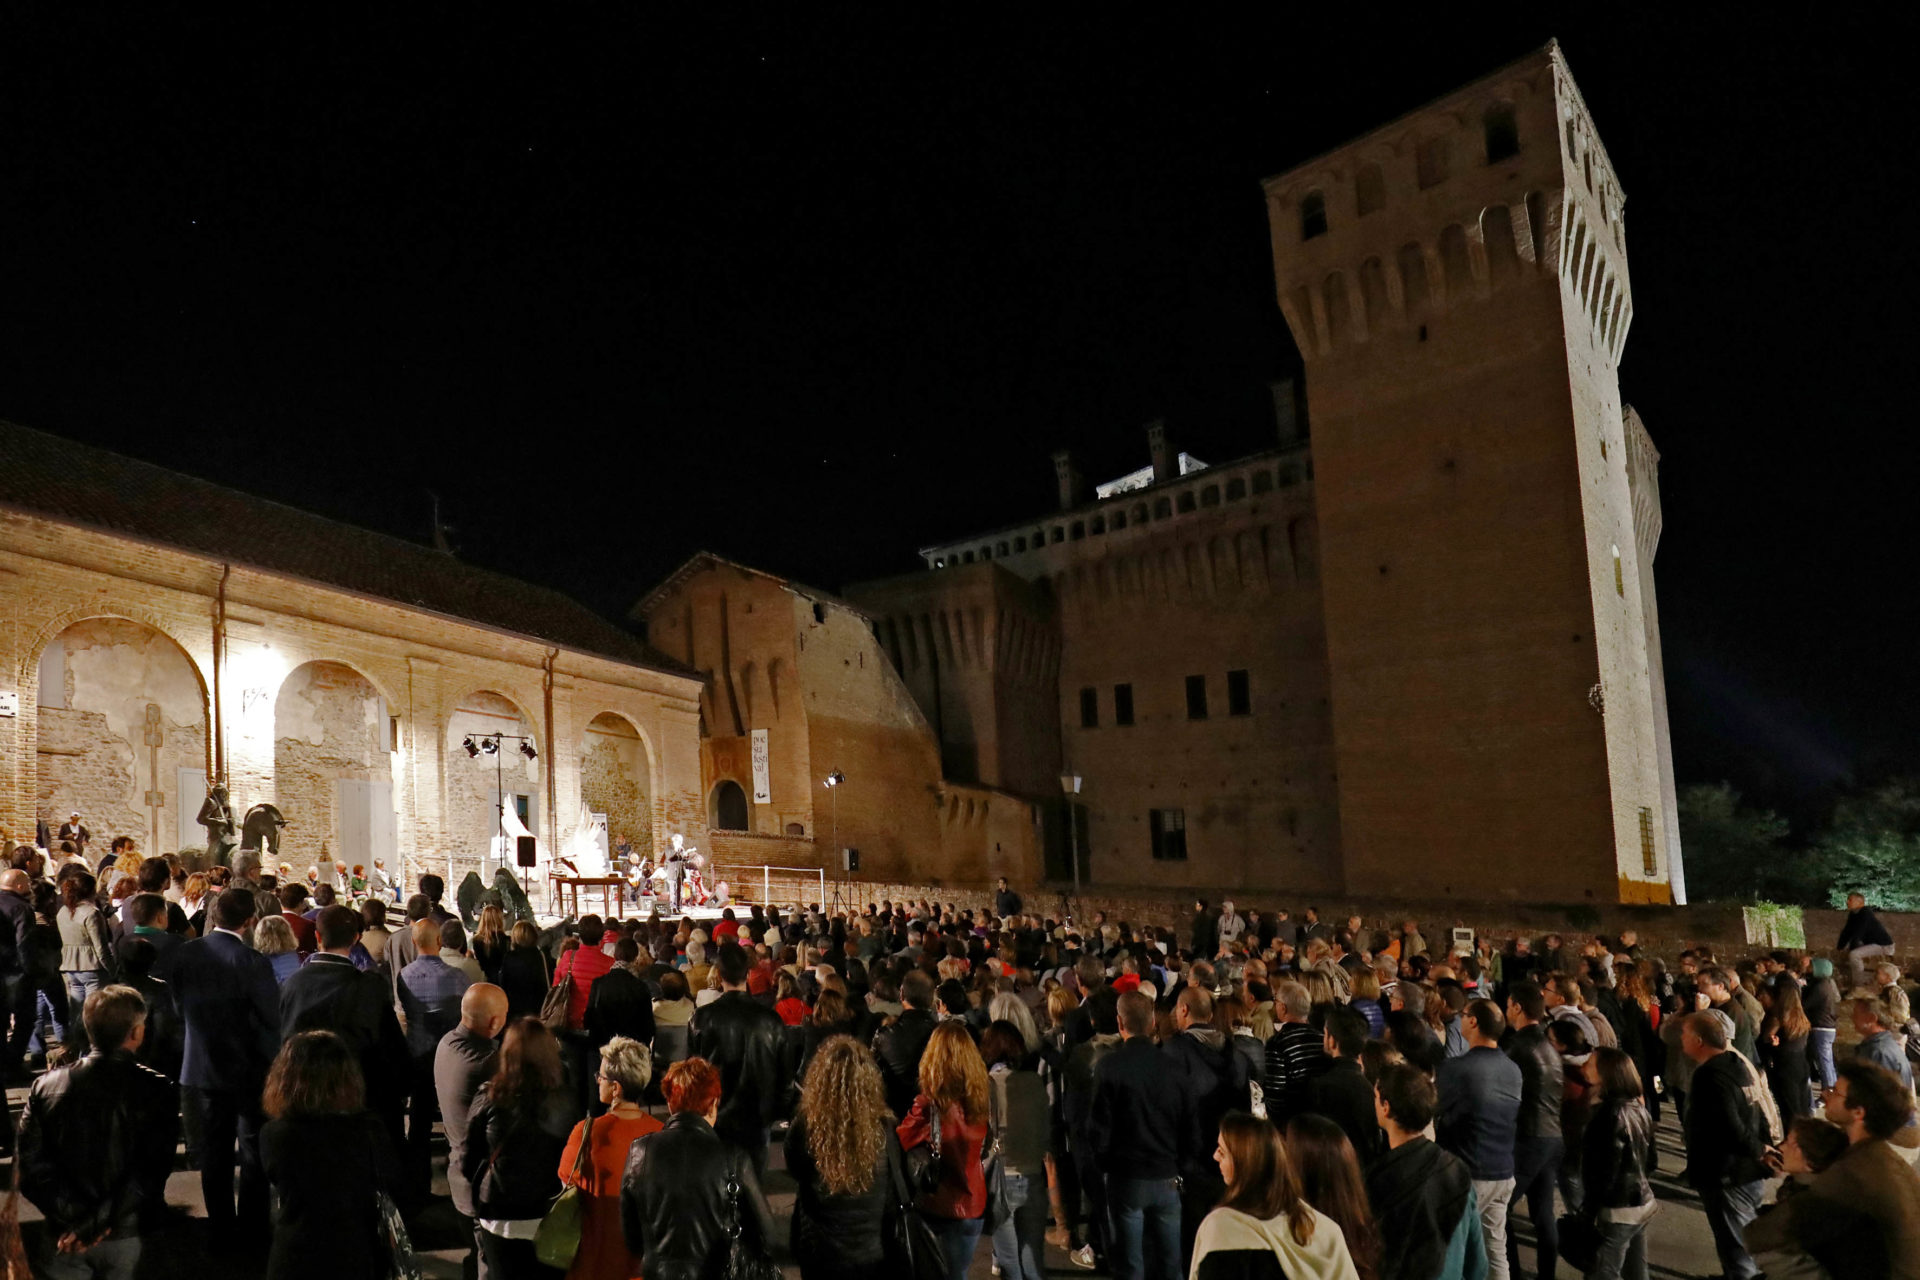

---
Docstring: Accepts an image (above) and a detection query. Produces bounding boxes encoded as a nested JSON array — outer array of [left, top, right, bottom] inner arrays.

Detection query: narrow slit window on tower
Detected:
[[1185, 674, 1208, 720], [1417, 137, 1450, 189], [1113, 682, 1135, 726], [1612, 544, 1624, 596], [1355, 163, 1385, 216], [1079, 686, 1099, 729], [1638, 805, 1658, 876], [1484, 103, 1519, 162], [1227, 669, 1251, 716], [1301, 190, 1328, 240], [1150, 808, 1188, 861]]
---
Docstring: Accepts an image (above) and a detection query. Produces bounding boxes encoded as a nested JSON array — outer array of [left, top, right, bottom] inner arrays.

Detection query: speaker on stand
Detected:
[[831, 847, 858, 918]]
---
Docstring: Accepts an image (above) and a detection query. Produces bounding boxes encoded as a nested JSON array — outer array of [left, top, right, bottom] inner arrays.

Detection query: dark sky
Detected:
[[4, 12, 1912, 816]]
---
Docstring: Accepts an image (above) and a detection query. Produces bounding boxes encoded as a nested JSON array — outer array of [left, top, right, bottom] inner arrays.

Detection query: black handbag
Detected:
[[1556, 1214, 1602, 1272], [981, 1077, 1010, 1232], [902, 1107, 947, 1198], [721, 1151, 781, 1280], [885, 1136, 951, 1280]]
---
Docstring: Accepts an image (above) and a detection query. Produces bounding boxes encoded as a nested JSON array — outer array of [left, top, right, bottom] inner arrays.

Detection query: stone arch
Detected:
[[1397, 242, 1431, 320], [444, 689, 543, 872], [580, 710, 656, 861], [1359, 257, 1391, 330], [273, 660, 391, 872], [1438, 225, 1475, 303], [710, 779, 749, 832], [1482, 206, 1521, 289], [34, 613, 212, 858]]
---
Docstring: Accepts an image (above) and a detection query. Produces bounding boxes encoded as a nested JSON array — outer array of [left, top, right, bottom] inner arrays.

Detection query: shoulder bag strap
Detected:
[[569, 1113, 595, 1190]]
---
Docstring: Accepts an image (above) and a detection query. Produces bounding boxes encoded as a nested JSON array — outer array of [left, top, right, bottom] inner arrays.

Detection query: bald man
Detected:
[[1, 868, 39, 1081], [436, 983, 507, 1250]]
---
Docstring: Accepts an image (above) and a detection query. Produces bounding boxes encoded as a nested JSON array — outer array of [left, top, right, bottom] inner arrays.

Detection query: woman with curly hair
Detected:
[[898, 1019, 991, 1280], [786, 1035, 896, 1280]]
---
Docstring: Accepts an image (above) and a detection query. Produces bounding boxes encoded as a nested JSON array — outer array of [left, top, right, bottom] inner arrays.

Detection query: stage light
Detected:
[[463, 737, 480, 758], [824, 770, 845, 788], [481, 736, 500, 756], [520, 741, 537, 760]]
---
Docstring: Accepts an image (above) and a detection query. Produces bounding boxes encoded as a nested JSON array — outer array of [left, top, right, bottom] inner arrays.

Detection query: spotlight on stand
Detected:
[[520, 741, 538, 761], [481, 736, 500, 756], [824, 770, 846, 788], [462, 737, 480, 758]]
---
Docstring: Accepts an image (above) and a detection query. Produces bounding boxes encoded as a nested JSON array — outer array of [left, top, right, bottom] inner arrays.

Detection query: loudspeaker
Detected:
[[842, 847, 859, 872], [517, 835, 537, 868]]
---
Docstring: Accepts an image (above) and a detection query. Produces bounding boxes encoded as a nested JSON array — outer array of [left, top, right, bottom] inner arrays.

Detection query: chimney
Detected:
[[1051, 449, 1083, 511], [1271, 378, 1304, 445], [1146, 419, 1173, 483]]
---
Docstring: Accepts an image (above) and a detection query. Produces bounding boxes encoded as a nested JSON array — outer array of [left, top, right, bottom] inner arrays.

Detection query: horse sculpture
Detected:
[[239, 803, 287, 858]]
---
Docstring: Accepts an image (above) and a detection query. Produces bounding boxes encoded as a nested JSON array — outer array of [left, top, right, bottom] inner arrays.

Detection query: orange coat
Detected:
[[557, 1110, 663, 1280]]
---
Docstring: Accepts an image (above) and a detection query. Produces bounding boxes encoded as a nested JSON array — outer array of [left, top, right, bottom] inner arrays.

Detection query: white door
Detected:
[[176, 767, 207, 852], [338, 779, 397, 873]]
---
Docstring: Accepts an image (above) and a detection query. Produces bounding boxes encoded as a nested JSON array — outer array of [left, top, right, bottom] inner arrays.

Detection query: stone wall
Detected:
[[273, 660, 385, 870], [581, 714, 652, 859]]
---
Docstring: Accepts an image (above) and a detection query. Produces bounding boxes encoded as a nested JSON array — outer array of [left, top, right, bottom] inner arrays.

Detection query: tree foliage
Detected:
[[1678, 782, 1794, 903], [1803, 780, 1920, 910]]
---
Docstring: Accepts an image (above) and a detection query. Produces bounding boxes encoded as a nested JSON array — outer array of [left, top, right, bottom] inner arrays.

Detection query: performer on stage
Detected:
[[663, 833, 690, 913]]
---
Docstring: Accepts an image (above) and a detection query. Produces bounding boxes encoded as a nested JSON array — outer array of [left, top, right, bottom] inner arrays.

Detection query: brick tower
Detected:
[[1261, 42, 1683, 902]]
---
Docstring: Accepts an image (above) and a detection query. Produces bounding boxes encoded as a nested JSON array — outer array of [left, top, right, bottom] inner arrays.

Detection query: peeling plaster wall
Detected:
[[445, 692, 540, 883], [273, 662, 385, 871], [35, 619, 207, 854], [581, 716, 651, 859]]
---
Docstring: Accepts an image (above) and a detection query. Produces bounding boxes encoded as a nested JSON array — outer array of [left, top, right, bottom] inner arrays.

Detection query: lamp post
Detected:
[[465, 731, 539, 882], [1060, 772, 1082, 919], [823, 770, 846, 916]]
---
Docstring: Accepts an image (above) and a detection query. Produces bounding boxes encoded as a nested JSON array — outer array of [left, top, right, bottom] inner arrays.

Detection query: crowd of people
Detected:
[[6, 839, 1920, 1280]]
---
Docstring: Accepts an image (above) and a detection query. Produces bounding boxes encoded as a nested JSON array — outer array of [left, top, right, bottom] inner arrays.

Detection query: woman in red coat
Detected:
[[896, 1021, 991, 1280], [556, 1036, 662, 1280]]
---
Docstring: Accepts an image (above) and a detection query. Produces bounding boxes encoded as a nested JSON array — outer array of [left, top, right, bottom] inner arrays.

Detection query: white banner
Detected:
[[750, 729, 771, 804]]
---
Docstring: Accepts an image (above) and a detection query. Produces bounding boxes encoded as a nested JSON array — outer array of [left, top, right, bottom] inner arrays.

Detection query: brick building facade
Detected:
[[1, 421, 707, 891]]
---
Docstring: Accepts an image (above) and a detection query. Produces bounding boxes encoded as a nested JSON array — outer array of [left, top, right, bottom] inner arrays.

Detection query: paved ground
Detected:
[[6, 1088, 1730, 1279]]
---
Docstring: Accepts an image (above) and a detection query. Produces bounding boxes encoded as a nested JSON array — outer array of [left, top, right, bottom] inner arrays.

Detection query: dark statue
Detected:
[[240, 803, 287, 856], [196, 784, 237, 866]]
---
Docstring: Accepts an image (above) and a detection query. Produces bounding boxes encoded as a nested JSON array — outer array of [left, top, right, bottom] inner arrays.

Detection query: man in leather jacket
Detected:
[[688, 941, 786, 1175], [17, 984, 177, 1279], [1505, 981, 1566, 1280], [872, 968, 940, 1117]]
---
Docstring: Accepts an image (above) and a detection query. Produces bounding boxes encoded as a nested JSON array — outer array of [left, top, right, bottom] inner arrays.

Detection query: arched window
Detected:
[[1251, 470, 1273, 494], [1323, 271, 1351, 347], [1482, 206, 1519, 289], [1355, 163, 1386, 216], [1300, 190, 1328, 240], [1051, 526, 1065, 544], [1013, 536, 1026, 552], [1200, 484, 1221, 508], [1438, 224, 1474, 301], [1132, 504, 1148, 525], [1483, 103, 1519, 162], [711, 780, 749, 831], [979, 546, 992, 560], [997, 541, 1009, 556], [1110, 510, 1127, 530], [1153, 496, 1172, 520], [1359, 256, 1390, 329], [1417, 137, 1450, 189], [1226, 477, 1246, 501], [1176, 491, 1197, 514], [1069, 521, 1085, 541], [1398, 242, 1431, 319], [1090, 516, 1105, 535]]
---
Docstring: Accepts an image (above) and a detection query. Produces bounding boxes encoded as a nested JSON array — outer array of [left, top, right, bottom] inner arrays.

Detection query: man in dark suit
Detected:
[[586, 936, 656, 1055], [169, 887, 280, 1240], [689, 942, 785, 1175], [1306, 1004, 1382, 1166], [120, 895, 185, 979], [0, 869, 38, 1081], [281, 905, 408, 1143]]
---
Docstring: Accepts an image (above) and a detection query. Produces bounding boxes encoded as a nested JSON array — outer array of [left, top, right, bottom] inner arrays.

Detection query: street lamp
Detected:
[[1060, 772, 1082, 916]]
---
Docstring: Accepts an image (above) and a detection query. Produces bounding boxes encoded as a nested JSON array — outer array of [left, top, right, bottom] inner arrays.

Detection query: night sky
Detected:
[[4, 12, 1911, 817]]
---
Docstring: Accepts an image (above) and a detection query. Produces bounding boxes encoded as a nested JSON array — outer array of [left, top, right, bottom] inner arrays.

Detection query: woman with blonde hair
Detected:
[[786, 1035, 896, 1280], [254, 915, 302, 984], [897, 1020, 992, 1280], [1192, 1112, 1359, 1280], [472, 903, 509, 984], [556, 1036, 660, 1279]]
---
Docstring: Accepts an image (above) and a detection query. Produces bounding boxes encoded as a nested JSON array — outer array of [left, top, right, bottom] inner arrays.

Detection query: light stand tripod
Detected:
[[823, 769, 852, 919], [464, 731, 539, 907]]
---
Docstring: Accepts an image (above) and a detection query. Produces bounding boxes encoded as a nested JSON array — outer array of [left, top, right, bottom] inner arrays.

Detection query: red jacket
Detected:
[[281, 911, 317, 956], [897, 1096, 988, 1221], [555, 945, 614, 1030]]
